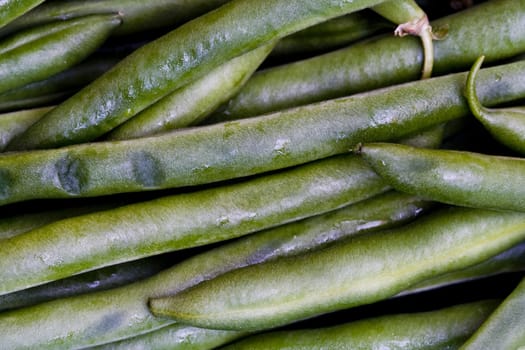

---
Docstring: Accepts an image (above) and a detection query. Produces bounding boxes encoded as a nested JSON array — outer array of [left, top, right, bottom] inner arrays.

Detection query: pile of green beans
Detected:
[[0, 0, 524, 349]]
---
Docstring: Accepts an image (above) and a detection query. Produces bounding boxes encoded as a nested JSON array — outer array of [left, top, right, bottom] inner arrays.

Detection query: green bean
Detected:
[[0, 54, 120, 113], [148, 207, 525, 331], [0, 14, 121, 96], [209, 0, 525, 121], [466, 55, 525, 155], [357, 142, 525, 212], [7, 0, 388, 150], [0, 154, 389, 295], [461, 277, 525, 350], [221, 300, 499, 349], [0, 106, 51, 152], [107, 42, 275, 140], [0, 254, 172, 312], [0, 188, 431, 349], [2, 60, 525, 206], [0, 0, 231, 38], [0, 0, 44, 29]]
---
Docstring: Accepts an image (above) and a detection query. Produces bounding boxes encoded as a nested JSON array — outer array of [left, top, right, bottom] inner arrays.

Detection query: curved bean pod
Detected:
[[0, 106, 51, 151], [357, 142, 525, 212], [221, 300, 499, 349], [2, 60, 525, 205], [107, 42, 275, 140], [0, 0, 44, 29], [461, 277, 525, 350], [466, 55, 525, 154], [0, 189, 430, 349], [7, 0, 388, 150], [209, 0, 525, 121], [148, 207, 525, 331], [0, 154, 389, 295]]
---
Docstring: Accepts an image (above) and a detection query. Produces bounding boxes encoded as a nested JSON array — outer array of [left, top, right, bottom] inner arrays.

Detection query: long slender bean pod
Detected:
[[0, 0, 44, 29], [209, 0, 525, 121], [0, 154, 390, 295], [107, 42, 275, 140], [221, 300, 499, 350], [7, 0, 389, 150], [0, 106, 51, 152], [358, 142, 525, 212], [148, 207, 525, 331], [461, 277, 525, 350], [466, 55, 525, 154], [0, 0, 231, 38], [0, 14, 121, 95], [0, 189, 431, 349], [2, 60, 525, 205]]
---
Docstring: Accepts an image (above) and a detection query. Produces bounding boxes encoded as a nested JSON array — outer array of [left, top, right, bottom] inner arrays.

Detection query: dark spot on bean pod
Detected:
[[55, 156, 83, 195], [130, 151, 164, 188], [0, 168, 11, 200]]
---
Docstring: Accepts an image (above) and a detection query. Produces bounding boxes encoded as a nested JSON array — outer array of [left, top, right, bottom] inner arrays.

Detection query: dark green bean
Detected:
[[221, 300, 499, 349], [2, 60, 525, 205], [148, 207, 525, 331], [357, 142, 525, 212], [0, 107, 51, 152], [208, 0, 525, 121], [0, 14, 121, 95], [461, 277, 525, 349], [0, 0, 44, 29], [7, 0, 388, 150]]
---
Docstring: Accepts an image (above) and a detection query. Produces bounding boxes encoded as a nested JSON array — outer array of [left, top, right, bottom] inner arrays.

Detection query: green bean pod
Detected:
[[0, 154, 390, 295], [357, 142, 525, 212], [7, 0, 388, 150], [0, 55, 120, 113], [0, 0, 231, 38], [0, 189, 430, 349], [3, 60, 525, 206], [107, 42, 275, 140], [209, 0, 525, 121], [461, 277, 525, 349], [0, 0, 44, 29], [221, 300, 499, 350], [0, 14, 121, 95], [0, 106, 51, 152], [466, 55, 525, 154], [148, 207, 525, 331]]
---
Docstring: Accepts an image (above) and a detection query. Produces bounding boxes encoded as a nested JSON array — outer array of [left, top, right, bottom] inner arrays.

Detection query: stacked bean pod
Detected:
[[0, 0, 524, 349]]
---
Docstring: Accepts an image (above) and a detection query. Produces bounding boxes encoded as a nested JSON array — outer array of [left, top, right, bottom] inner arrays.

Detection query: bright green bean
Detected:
[[7, 0, 388, 150], [357, 142, 525, 212], [2, 60, 525, 206], [221, 300, 499, 349], [0, 0, 44, 29], [461, 277, 525, 349], [0, 14, 121, 95], [148, 207, 525, 331]]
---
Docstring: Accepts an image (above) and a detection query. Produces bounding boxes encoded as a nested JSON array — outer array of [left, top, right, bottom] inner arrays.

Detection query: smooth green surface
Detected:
[[0, 0, 44, 29], [222, 300, 498, 349], [461, 277, 525, 350], [149, 207, 525, 331], [0, 188, 434, 349], [210, 0, 525, 121], [0, 14, 121, 95], [0, 106, 51, 151], [0, 154, 389, 295], [359, 142, 525, 212], [2, 61, 525, 205], [108, 42, 275, 140], [8, 0, 387, 149]]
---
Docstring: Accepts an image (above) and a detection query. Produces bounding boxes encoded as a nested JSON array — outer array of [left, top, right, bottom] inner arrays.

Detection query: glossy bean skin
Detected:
[[107, 42, 275, 140], [148, 207, 525, 331], [222, 300, 498, 350], [209, 0, 525, 121], [7, 0, 387, 150], [0, 0, 44, 29], [466, 55, 525, 155], [358, 142, 525, 212], [0, 190, 430, 349], [0, 154, 390, 295], [3, 61, 525, 206], [0, 0, 231, 38], [0, 14, 121, 95], [0, 106, 51, 151], [461, 277, 525, 350]]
